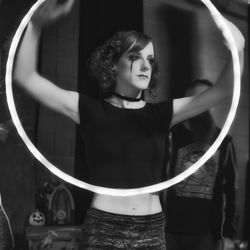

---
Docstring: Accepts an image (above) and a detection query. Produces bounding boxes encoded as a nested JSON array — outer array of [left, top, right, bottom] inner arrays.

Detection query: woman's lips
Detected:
[[137, 75, 148, 79]]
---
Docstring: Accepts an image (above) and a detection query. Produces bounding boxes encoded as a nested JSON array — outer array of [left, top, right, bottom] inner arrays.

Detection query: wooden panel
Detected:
[[35, 0, 80, 187], [26, 226, 83, 250]]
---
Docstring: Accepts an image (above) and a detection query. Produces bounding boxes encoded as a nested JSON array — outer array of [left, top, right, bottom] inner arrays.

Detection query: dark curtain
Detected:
[[74, 0, 143, 224], [160, 4, 194, 98]]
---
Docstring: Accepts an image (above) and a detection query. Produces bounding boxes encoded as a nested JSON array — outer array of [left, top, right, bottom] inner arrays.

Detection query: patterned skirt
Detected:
[[82, 208, 166, 250]]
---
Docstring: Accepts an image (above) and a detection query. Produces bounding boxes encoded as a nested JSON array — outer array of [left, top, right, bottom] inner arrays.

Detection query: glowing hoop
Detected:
[[5, 0, 241, 196]]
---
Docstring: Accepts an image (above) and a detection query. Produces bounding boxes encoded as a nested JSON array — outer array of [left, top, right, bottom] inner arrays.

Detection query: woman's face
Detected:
[[114, 42, 155, 94]]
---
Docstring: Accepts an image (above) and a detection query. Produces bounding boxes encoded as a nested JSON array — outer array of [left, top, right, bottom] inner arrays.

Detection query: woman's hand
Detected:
[[223, 18, 245, 52], [31, 0, 75, 28], [209, 10, 245, 52], [14, 0, 79, 123]]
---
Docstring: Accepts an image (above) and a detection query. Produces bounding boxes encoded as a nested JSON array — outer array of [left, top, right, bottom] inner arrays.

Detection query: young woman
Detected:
[[13, 0, 244, 249]]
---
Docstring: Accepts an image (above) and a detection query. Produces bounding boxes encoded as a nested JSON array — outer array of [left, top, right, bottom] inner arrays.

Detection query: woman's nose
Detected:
[[141, 60, 150, 71]]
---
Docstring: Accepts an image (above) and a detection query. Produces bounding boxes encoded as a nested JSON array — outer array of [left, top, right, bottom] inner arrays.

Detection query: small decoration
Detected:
[[48, 183, 75, 225], [66, 238, 79, 250], [29, 209, 46, 226], [35, 178, 60, 217], [39, 230, 58, 250]]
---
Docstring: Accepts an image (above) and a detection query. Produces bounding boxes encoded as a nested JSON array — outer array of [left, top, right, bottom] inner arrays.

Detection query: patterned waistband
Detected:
[[83, 208, 166, 249], [86, 207, 165, 227]]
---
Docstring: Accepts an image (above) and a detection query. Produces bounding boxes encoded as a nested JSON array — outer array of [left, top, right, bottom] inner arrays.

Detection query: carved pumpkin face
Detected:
[[29, 210, 46, 226]]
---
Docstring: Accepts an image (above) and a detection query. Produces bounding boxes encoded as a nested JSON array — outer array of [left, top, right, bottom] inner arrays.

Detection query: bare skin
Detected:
[[13, 0, 245, 216]]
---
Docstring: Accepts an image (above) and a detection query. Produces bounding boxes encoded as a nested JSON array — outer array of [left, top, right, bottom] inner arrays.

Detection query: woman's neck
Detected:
[[105, 89, 145, 109], [106, 95, 146, 109], [113, 92, 143, 102], [115, 87, 142, 99]]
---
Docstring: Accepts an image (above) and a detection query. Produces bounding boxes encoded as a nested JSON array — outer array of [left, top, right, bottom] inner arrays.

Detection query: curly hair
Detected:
[[88, 31, 159, 96]]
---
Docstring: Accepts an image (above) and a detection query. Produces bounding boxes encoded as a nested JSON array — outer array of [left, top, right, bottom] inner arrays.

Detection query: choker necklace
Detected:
[[113, 93, 142, 102]]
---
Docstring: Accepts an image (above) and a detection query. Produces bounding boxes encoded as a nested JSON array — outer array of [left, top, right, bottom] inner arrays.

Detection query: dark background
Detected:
[[0, 0, 248, 248]]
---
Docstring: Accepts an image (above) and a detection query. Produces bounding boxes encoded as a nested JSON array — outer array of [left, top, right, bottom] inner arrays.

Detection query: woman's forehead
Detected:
[[139, 42, 154, 55], [127, 42, 154, 56]]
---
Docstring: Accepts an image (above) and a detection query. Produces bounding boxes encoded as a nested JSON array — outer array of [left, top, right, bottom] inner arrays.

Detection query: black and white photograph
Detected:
[[0, 0, 248, 249]]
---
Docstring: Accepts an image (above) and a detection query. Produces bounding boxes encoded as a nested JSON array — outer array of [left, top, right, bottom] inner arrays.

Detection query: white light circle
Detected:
[[5, 0, 241, 196]]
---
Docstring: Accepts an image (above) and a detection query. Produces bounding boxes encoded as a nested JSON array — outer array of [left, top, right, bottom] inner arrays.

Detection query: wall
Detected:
[[143, 0, 249, 238], [144, 0, 194, 100], [0, 0, 37, 248], [0, 1, 79, 247], [35, 0, 79, 187]]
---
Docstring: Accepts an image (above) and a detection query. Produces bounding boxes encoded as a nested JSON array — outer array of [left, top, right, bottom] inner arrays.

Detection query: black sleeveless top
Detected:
[[78, 93, 173, 188]]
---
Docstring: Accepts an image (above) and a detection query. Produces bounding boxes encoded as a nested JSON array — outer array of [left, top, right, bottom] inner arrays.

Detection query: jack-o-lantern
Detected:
[[29, 210, 46, 226]]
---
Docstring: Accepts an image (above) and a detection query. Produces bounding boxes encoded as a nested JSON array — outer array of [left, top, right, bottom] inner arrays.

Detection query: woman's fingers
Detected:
[[224, 19, 245, 51], [61, 0, 75, 14], [210, 11, 245, 51], [47, 0, 75, 17], [50, 0, 75, 16], [31, 0, 75, 26]]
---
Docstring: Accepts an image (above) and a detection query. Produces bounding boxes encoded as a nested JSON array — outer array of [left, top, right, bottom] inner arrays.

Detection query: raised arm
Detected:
[[13, 0, 80, 124], [170, 18, 245, 128]]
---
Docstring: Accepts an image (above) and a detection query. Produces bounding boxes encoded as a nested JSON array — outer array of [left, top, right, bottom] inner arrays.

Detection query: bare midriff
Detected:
[[91, 193, 162, 216]]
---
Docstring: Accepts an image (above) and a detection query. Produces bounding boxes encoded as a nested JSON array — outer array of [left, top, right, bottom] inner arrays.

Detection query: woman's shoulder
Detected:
[[146, 99, 173, 125], [78, 92, 104, 115], [147, 99, 173, 111], [78, 92, 101, 106]]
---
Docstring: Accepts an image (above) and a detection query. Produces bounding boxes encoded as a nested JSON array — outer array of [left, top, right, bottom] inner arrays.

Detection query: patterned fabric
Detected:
[[166, 125, 238, 239], [173, 143, 219, 199], [82, 208, 166, 249]]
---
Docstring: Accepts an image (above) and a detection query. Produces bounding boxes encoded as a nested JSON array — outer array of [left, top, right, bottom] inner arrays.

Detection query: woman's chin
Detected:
[[135, 82, 150, 91]]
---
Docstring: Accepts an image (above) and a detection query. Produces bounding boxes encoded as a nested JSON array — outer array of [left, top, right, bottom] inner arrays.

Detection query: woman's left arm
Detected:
[[170, 19, 245, 128]]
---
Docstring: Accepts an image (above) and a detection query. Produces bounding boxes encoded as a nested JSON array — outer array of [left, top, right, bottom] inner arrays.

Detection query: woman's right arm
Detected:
[[13, 0, 79, 124], [170, 17, 245, 128]]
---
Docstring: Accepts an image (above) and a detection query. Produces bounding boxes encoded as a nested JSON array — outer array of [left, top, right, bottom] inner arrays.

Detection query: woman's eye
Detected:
[[148, 58, 155, 65], [128, 55, 139, 61]]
